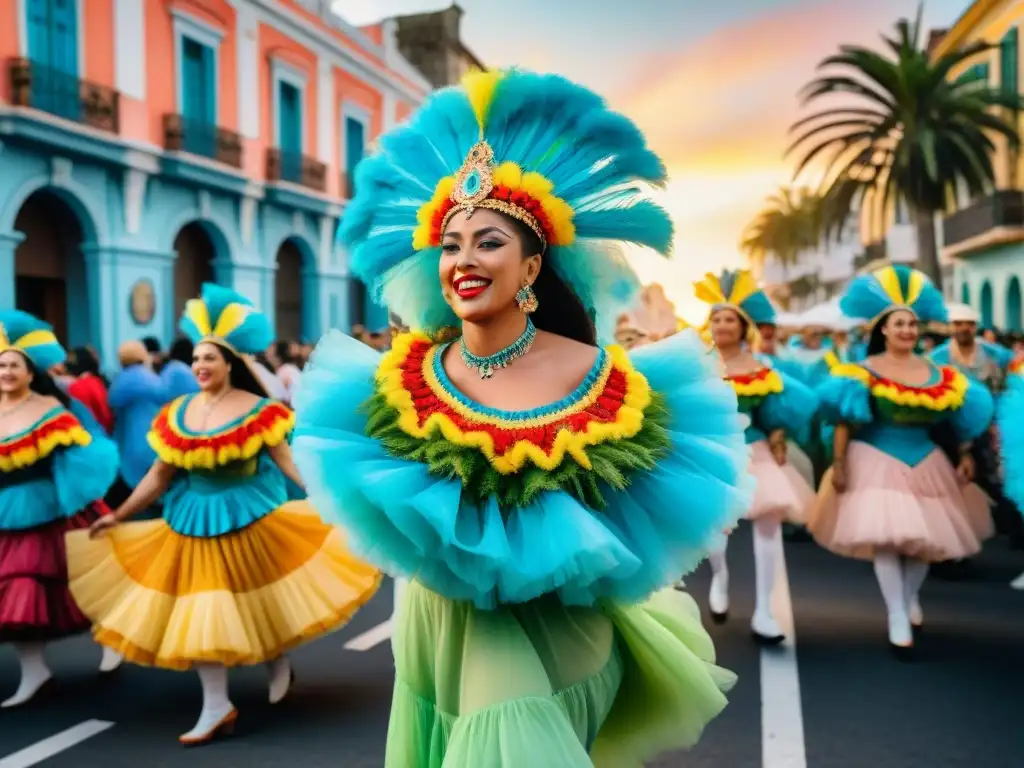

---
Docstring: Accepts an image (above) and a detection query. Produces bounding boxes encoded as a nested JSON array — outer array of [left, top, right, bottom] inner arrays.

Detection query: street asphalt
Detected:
[[2, 522, 1023, 767]]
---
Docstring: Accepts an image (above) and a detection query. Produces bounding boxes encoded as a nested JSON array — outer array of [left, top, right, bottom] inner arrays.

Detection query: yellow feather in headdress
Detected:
[[462, 69, 502, 132]]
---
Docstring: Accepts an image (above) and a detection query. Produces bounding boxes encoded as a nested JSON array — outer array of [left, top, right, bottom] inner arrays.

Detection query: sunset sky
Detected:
[[333, 0, 969, 321]]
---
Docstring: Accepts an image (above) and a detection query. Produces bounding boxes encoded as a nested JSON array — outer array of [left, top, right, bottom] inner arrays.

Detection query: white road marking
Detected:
[[344, 619, 393, 651], [0, 720, 114, 768], [1011, 571, 1024, 590], [761, 539, 807, 768]]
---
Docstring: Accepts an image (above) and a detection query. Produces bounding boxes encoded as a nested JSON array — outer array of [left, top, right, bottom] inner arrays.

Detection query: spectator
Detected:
[[66, 346, 114, 434], [160, 336, 199, 400]]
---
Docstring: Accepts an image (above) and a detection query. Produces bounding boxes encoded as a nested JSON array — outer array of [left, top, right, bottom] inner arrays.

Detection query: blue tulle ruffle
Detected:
[[949, 378, 994, 443], [816, 374, 872, 426], [294, 331, 752, 609], [998, 374, 1024, 511], [162, 455, 290, 537]]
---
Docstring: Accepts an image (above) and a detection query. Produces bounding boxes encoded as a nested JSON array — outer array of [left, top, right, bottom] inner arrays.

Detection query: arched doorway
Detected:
[[275, 239, 304, 341], [1007, 277, 1023, 332], [961, 282, 971, 306], [980, 280, 994, 328], [173, 222, 216, 319], [13, 190, 91, 348]]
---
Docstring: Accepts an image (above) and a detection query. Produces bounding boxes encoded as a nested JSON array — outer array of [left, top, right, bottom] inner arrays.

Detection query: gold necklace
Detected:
[[0, 392, 35, 421], [197, 388, 232, 430]]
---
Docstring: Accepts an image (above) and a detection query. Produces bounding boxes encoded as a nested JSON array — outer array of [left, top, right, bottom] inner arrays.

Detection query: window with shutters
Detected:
[[1002, 28, 1019, 96]]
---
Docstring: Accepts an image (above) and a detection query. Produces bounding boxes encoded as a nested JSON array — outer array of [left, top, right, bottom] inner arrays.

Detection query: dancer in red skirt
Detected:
[[0, 310, 120, 706]]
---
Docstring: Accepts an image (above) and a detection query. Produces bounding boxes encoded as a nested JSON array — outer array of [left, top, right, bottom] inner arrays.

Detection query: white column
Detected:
[[383, 90, 397, 131], [236, 4, 260, 138], [317, 59, 334, 164], [113, 0, 146, 100]]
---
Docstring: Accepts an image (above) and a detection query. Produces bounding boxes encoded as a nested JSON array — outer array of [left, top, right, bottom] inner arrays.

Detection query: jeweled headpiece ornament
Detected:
[[839, 265, 947, 329], [179, 283, 273, 356], [0, 310, 66, 370], [341, 68, 673, 343]]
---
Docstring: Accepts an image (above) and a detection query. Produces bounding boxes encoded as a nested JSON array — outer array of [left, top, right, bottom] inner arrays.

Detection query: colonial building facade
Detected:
[[0, 0, 431, 367]]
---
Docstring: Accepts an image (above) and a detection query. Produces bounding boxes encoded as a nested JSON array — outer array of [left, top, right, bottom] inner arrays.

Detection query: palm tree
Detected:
[[787, 4, 1022, 289], [740, 187, 822, 279]]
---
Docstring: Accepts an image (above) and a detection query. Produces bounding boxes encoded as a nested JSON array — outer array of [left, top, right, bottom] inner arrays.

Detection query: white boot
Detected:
[[707, 546, 729, 622], [903, 559, 929, 629], [874, 552, 913, 652], [2, 643, 53, 708], [179, 664, 236, 745], [99, 646, 124, 673], [267, 656, 293, 704], [751, 518, 784, 644]]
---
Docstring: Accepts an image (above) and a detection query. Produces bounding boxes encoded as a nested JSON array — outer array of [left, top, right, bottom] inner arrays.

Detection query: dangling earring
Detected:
[[515, 283, 539, 314]]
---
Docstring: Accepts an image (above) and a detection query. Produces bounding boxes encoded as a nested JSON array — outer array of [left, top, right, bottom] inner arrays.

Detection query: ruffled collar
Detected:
[[148, 394, 294, 471], [374, 332, 654, 476], [830, 361, 967, 412], [0, 407, 91, 472], [724, 367, 783, 398]]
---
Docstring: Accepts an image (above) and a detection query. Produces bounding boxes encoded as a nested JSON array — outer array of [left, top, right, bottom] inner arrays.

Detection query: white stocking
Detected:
[[751, 518, 783, 638], [1, 642, 52, 708], [180, 664, 235, 741], [267, 656, 292, 704], [873, 552, 911, 646], [903, 559, 929, 626], [707, 543, 729, 616]]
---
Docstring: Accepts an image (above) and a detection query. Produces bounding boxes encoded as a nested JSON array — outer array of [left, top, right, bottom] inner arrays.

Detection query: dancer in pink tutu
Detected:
[[695, 270, 817, 644], [808, 266, 993, 658]]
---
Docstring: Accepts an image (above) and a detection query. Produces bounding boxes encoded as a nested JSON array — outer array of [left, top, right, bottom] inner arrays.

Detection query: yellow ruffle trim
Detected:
[[725, 368, 783, 397], [830, 362, 968, 412], [147, 396, 295, 471], [377, 332, 652, 474], [0, 411, 91, 472], [65, 501, 381, 670]]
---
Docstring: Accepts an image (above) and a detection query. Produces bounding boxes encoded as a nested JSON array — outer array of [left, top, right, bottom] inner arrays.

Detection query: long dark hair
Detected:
[[206, 343, 269, 398], [10, 353, 72, 409], [505, 216, 597, 346], [868, 309, 922, 356], [168, 337, 193, 365], [67, 346, 109, 387]]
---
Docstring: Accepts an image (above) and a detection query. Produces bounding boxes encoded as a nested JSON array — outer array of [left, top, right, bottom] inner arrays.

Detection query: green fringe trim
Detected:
[[363, 392, 671, 510]]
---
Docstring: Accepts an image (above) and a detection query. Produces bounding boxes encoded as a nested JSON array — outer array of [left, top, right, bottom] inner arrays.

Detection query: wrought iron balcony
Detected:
[[162, 114, 243, 168], [943, 190, 1024, 248], [7, 57, 120, 134], [266, 148, 327, 192]]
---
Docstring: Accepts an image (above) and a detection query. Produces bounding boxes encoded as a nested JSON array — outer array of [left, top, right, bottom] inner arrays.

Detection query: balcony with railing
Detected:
[[162, 114, 243, 168], [266, 149, 327, 193], [942, 190, 1024, 252], [7, 57, 119, 134]]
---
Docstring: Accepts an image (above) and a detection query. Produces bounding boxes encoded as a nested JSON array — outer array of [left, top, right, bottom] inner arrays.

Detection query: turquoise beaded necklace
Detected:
[[459, 318, 537, 379]]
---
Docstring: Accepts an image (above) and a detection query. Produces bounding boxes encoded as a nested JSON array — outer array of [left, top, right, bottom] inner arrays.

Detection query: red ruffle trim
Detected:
[[150, 400, 294, 455]]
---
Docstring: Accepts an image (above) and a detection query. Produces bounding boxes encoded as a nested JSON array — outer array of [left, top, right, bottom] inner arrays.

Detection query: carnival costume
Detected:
[[0, 311, 119, 707], [808, 266, 993, 650], [997, 359, 1024, 513], [292, 69, 752, 767], [66, 284, 380, 743], [696, 271, 817, 642]]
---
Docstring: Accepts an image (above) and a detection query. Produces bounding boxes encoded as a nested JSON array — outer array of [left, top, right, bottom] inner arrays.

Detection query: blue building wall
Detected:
[[953, 242, 1024, 332], [0, 116, 354, 371]]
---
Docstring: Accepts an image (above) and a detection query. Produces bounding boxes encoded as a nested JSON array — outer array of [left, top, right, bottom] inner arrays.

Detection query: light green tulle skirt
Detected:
[[386, 580, 736, 767]]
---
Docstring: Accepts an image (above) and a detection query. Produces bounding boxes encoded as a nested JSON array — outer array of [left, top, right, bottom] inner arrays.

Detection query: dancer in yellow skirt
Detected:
[[66, 284, 381, 745]]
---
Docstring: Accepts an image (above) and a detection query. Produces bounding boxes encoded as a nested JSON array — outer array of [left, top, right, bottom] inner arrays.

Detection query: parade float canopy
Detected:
[[791, 297, 866, 330]]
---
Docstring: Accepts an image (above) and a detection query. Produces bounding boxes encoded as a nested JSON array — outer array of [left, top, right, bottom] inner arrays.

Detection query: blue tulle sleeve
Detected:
[[53, 402, 119, 516], [998, 372, 1024, 511], [948, 378, 994, 443], [816, 372, 872, 426], [758, 371, 819, 437], [293, 330, 752, 609]]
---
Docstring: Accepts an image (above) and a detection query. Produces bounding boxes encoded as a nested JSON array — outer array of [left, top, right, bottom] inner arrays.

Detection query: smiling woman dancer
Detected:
[[292, 69, 753, 766], [0, 311, 120, 707], [66, 284, 381, 745], [695, 270, 817, 644], [808, 266, 992, 658]]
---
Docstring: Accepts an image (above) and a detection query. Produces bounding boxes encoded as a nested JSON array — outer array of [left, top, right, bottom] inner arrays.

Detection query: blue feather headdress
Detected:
[[840, 265, 947, 328], [0, 310, 67, 371], [338, 69, 672, 343], [693, 269, 775, 341], [179, 283, 273, 356]]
